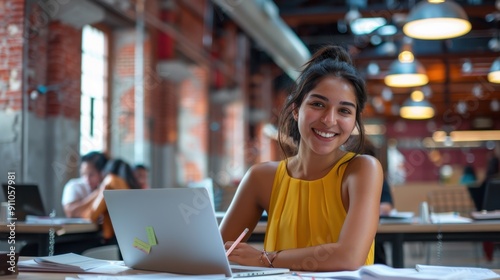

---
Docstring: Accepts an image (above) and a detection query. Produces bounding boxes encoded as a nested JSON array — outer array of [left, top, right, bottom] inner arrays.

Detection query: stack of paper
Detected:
[[18, 253, 229, 279], [415, 264, 499, 278], [25, 215, 92, 224], [300, 264, 499, 280], [430, 212, 472, 224], [18, 253, 129, 274]]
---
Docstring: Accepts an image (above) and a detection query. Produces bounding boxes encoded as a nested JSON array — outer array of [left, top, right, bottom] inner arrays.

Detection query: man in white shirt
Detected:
[[61, 151, 108, 218]]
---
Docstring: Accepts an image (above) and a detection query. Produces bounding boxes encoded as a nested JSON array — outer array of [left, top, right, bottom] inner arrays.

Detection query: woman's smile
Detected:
[[312, 128, 337, 139]]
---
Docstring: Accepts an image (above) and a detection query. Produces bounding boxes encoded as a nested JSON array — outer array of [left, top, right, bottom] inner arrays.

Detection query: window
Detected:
[[80, 25, 107, 155]]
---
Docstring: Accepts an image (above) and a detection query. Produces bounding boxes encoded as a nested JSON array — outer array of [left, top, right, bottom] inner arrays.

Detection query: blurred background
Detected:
[[0, 0, 499, 215]]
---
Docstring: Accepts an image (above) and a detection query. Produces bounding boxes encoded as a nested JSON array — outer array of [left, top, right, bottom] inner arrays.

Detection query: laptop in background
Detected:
[[1, 183, 46, 221], [187, 178, 215, 211], [471, 179, 500, 220], [103, 188, 289, 277]]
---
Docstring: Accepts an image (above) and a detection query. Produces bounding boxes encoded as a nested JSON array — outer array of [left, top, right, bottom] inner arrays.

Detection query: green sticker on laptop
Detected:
[[133, 237, 151, 254], [146, 226, 157, 245]]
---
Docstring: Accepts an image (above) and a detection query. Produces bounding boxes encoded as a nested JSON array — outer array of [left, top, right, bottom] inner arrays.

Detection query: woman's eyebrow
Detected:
[[340, 101, 356, 108], [309, 93, 328, 101], [308, 94, 356, 109]]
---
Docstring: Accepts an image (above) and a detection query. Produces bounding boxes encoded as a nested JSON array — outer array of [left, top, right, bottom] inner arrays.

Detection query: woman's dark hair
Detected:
[[81, 151, 108, 172], [277, 45, 368, 158], [103, 159, 141, 189], [463, 165, 477, 179], [134, 164, 148, 171]]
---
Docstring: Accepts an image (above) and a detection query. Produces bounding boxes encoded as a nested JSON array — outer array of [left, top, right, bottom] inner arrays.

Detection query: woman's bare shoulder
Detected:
[[241, 161, 283, 188], [248, 161, 282, 176], [348, 154, 381, 170], [344, 154, 383, 187]]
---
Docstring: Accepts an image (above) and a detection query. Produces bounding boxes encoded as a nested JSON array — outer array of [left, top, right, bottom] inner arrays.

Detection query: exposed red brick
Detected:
[[46, 22, 82, 119], [0, 0, 25, 113]]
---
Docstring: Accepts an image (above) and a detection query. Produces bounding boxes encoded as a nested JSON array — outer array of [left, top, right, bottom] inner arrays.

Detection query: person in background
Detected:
[[133, 164, 150, 189], [20, 151, 108, 256], [220, 45, 383, 271], [467, 153, 500, 262], [358, 137, 394, 265], [459, 164, 477, 187], [387, 139, 406, 185], [469, 156, 499, 211], [61, 151, 108, 218], [90, 158, 141, 245]]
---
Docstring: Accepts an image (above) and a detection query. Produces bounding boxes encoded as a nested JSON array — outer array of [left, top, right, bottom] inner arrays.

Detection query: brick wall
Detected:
[[46, 22, 82, 119], [178, 65, 209, 183], [27, 3, 49, 118], [0, 0, 24, 112]]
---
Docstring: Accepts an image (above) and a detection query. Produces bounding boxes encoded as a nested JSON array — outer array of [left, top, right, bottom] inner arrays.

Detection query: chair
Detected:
[[81, 245, 120, 260], [425, 188, 480, 265], [427, 188, 476, 217]]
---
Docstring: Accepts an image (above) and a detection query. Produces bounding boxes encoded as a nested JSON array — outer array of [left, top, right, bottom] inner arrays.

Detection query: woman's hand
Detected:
[[225, 242, 264, 267]]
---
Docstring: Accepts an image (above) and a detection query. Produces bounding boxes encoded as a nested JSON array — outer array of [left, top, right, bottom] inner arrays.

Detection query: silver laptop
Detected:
[[103, 188, 289, 277]]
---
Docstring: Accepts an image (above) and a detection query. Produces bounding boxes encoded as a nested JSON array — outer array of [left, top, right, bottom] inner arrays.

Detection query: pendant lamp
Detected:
[[403, 0, 471, 40], [400, 90, 435, 120], [488, 57, 500, 83], [384, 50, 428, 87]]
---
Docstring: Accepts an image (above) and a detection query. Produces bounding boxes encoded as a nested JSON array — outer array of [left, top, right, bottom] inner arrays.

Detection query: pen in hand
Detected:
[[226, 228, 249, 257]]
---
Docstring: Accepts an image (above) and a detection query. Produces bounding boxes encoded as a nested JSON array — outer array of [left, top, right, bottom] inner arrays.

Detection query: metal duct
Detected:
[[212, 0, 311, 80]]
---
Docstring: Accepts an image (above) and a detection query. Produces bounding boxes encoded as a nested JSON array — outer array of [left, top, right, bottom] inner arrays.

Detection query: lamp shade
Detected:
[[403, 0, 471, 40], [488, 57, 500, 84], [384, 52, 428, 87], [400, 90, 434, 120]]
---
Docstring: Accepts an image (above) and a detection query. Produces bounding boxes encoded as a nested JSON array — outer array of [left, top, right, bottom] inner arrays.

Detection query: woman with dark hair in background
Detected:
[[460, 164, 477, 187], [91, 158, 141, 245], [133, 164, 150, 189]]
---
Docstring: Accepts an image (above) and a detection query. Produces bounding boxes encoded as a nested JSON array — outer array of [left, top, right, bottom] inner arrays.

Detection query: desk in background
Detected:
[[0, 222, 99, 256], [376, 221, 500, 268], [247, 220, 500, 268]]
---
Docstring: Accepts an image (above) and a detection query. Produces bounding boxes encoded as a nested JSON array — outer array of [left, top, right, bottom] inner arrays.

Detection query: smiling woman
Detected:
[[219, 45, 383, 272]]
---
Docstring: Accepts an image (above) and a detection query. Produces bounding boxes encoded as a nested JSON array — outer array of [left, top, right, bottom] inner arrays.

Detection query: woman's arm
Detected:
[[226, 155, 383, 271], [63, 190, 100, 218], [90, 175, 115, 222], [220, 162, 278, 243]]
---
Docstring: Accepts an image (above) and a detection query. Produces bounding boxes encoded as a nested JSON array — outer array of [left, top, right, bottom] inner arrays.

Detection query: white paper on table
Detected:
[[430, 212, 472, 224]]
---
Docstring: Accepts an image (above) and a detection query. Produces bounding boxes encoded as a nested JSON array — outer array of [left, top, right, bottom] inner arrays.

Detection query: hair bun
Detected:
[[309, 45, 352, 66]]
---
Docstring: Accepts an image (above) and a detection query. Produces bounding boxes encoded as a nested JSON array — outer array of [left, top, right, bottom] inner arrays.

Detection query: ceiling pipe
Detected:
[[212, 0, 311, 80]]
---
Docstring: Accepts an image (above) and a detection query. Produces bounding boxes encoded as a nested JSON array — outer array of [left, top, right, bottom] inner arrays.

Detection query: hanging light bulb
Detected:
[[384, 50, 429, 87], [399, 90, 435, 120], [403, 0, 471, 40], [488, 57, 500, 83]]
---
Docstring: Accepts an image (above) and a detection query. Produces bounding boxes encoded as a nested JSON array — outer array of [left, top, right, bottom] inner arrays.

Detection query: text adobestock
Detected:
[[6, 172, 16, 273]]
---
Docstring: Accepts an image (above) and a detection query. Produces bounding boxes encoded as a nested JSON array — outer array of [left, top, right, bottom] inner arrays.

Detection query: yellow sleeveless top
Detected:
[[264, 152, 374, 265]]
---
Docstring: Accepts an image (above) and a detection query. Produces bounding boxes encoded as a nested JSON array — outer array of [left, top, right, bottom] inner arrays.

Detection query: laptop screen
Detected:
[[1, 183, 46, 221]]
